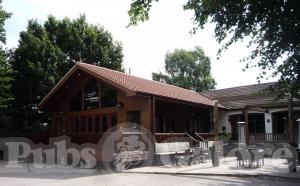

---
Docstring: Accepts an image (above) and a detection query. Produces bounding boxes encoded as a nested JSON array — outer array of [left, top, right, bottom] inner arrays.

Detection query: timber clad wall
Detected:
[[39, 63, 218, 150], [117, 92, 152, 130], [49, 77, 152, 136]]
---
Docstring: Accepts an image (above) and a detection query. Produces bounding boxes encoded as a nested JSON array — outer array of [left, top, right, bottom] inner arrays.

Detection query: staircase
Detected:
[[188, 133, 224, 156], [194, 133, 209, 151]]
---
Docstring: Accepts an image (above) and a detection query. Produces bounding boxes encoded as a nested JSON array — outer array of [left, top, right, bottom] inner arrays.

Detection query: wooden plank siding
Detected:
[[49, 74, 152, 135], [117, 92, 152, 130]]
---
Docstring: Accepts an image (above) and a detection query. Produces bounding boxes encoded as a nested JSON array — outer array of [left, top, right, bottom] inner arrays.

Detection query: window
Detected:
[[57, 118, 62, 134], [88, 117, 93, 133], [111, 115, 117, 129], [102, 116, 107, 132], [126, 111, 140, 129], [84, 80, 99, 110], [70, 90, 82, 112], [95, 116, 100, 133], [75, 118, 80, 133], [71, 118, 76, 133], [81, 117, 86, 133], [67, 113, 116, 134], [249, 113, 265, 133], [101, 85, 117, 108], [70, 81, 118, 111]]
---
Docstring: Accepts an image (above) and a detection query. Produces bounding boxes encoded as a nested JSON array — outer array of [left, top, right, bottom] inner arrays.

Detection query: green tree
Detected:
[[0, 49, 12, 109], [153, 47, 216, 92], [129, 0, 300, 98], [9, 15, 124, 136], [0, 0, 12, 137]]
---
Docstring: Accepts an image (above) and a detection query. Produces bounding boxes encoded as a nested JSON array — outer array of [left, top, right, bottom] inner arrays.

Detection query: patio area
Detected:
[[125, 158, 300, 179]]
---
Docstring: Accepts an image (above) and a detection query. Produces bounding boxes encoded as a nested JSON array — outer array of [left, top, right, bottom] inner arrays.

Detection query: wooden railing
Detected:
[[155, 132, 216, 150], [249, 133, 288, 143], [195, 133, 209, 150], [195, 133, 215, 141], [66, 133, 103, 145], [155, 132, 192, 144]]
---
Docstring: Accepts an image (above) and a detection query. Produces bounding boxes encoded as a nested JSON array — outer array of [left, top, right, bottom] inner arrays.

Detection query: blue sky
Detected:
[[2, 0, 277, 89]]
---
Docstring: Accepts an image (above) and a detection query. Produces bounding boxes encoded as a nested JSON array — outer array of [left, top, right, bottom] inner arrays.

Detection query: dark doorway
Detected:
[[229, 114, 241, 141], [126, 111, 141, 129], [249, 113, 265, 133]]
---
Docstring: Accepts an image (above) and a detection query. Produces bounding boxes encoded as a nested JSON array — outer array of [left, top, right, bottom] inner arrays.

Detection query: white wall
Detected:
[[218, 106, 300, 134], [264, 112, 273, 133], [219, 110, 242, 133]]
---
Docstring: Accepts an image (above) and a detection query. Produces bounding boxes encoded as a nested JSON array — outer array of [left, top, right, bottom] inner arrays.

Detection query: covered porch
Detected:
[[153, 99, 216, 147], [226, 107, 300, 146]]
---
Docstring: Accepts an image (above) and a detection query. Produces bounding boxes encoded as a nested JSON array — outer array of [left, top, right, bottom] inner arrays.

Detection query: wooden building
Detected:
[[38, 62, 220, 160], [38, 63, 300, 162]]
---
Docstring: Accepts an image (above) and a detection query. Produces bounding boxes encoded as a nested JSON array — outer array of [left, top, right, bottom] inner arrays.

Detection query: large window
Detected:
[[68, 113, 117, 134], [70, 90, 82, 112], [249, 113, 265, 133], [70, 80, 118, 112], [272, 112, 288, 133], [126, 111, 140, 129], [84, 80, 99, 110], [101, 84, 117, 108]]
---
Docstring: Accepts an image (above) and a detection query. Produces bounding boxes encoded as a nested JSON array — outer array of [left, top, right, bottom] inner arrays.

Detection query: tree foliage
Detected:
[[0, 0, 12, 108], [0, 0, 11, 136], [153, 47, 216, 92], [0, 50, 12, 108], [9, 15, 124, 136], [129, 0, 300, 98]]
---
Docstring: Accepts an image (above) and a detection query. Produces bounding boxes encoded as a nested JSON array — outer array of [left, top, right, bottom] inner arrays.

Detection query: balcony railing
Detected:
[[248, 133, 288, 143]]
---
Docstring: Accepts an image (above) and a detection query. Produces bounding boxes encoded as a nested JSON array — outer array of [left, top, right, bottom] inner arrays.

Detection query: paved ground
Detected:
[[125, 158, 300, 179], [0, 159, 300, 186], [0, 172, 300, 186]]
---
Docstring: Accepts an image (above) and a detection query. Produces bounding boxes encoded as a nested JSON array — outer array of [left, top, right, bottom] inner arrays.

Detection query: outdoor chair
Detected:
[[235, 149, 251, 167], [175, 148, 194, 166], [199, 149, 211, 163], [249, 149, 264, 167], [189, 147, 210, 165]]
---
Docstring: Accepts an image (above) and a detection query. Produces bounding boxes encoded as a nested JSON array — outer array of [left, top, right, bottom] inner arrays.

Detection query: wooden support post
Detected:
[[81, 87, 84, 111], [213, 100, 219, 141], [152, 97, 156, 134], [212, 100, 220, 167], [244, 107, 249, 145], [98, 81, 102, 108], [288, 95, 294, 145], [151, 97, 156, 157], [286, 95, 297, 173]]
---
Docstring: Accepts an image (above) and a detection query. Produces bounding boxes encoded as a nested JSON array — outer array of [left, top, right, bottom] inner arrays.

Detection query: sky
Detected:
[[2, 0, 277, 89]]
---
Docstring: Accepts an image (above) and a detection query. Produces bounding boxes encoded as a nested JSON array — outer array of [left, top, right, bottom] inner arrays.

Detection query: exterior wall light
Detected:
[[116, 102, 124, 108]]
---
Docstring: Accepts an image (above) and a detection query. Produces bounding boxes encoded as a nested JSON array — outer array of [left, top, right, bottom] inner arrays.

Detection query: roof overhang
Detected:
[[38, 63, 136, 110]]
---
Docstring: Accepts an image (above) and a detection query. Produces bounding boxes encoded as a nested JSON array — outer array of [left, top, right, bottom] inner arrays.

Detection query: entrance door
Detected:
[[229, 115, 241, 141], [126, 111, 141, 129]]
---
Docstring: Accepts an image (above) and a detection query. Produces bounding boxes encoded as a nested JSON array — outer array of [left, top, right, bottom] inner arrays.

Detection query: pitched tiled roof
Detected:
[[39, 62, 218, 109], [78, 63, 217, 106], [201, 82, 300, 109]]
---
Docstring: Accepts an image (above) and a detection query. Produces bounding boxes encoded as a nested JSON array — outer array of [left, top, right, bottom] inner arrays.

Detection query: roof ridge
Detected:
[[202, 81, 277, 93], [77, 62, 198, 93]]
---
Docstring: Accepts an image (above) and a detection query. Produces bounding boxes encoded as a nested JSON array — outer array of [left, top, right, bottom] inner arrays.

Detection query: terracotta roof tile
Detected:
[[78, 62, 216, 106]]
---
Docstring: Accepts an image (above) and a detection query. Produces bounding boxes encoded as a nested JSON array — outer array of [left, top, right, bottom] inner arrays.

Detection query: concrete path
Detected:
[[125, 158, 300, 179], [1, 172, 300, 186], [0, 159, 300, 185]]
